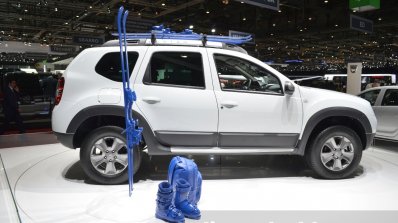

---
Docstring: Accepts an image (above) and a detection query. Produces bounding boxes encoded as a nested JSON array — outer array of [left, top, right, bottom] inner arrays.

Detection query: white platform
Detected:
[[1, 143, 398, 222]]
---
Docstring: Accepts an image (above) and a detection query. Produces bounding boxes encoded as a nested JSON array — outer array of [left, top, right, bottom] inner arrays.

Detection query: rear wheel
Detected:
[[306, 125, 363, 179], [80, 126, 142, 184]]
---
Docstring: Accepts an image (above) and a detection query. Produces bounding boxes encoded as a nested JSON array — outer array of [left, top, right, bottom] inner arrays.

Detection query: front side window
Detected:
[[382, 89, 398, 106], [95, 52, 139, 82], [214, 54, 282, 94], [144, 52, 205, 88], [359, 90, 380, 106]]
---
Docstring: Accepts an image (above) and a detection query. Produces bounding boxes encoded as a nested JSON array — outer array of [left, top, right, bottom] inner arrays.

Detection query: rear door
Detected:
[[373, 88, 398, 140], [134, 46, 219, 147]]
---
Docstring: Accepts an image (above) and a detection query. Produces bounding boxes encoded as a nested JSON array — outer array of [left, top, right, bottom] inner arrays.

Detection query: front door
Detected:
[[134, 47, 218, 147], [373, 89, 398, 140], [207, 50, 303, 148]]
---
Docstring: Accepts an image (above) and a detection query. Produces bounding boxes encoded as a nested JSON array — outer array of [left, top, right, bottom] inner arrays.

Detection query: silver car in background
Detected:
[[359, 86, 398, 141]]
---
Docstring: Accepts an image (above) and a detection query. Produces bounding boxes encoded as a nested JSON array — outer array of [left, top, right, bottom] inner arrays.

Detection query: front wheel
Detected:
[[306, 126, 363, 179], [80, 126, 142, 184]]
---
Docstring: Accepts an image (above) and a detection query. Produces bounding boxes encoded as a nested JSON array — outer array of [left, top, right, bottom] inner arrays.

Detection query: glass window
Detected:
[[95, 52, 139, 82], [359, 90, 380, 106], [144, 52, 205, 88], [382, 89, 398, 106], [214, 54, 282, 94]]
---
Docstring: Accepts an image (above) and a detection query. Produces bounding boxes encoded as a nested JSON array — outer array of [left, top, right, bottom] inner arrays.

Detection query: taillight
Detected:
[[55, 77, 65, 105]]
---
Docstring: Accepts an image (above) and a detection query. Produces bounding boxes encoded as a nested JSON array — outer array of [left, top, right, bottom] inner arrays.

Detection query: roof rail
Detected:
[[110, 25, 252, 45], [102, 39, 248, 54]]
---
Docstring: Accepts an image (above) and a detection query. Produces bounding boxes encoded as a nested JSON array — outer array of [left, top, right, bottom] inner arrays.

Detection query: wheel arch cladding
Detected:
[[297, 107, 372, 155], [67, 105, 153, 149]]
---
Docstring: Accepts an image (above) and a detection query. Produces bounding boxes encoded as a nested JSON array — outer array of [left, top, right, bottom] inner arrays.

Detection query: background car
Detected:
[[359, 86, 398, 141]]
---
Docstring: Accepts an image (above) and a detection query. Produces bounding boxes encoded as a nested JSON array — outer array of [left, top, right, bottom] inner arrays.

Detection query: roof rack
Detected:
[[111, 25, 252, 45]]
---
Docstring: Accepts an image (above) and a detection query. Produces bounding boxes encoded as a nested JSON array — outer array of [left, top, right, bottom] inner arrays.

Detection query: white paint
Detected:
[[98, 88, 121, 104]]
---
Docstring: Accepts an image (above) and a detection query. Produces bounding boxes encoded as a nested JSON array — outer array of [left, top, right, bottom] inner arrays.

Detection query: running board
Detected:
[[170, 147, 295, 155]]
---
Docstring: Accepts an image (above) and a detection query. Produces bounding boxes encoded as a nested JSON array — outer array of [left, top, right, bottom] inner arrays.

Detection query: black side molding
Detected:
[[66, 105, 172, 155], [219, 132, 299, 148], [54, 132, 74, 149], [296, 107, 373, 155]]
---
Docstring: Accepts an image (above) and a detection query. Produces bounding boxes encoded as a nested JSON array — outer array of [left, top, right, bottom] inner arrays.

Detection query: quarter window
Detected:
[[213, 54, 282, 94], [95, 52, 139, 82], [359, 90, 380, 106], [144, 52, 205, 88], [382, 89, 398, 106]]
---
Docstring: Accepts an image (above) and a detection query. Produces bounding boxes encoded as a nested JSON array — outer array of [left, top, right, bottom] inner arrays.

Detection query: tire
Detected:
[[305, 125, 363, 179], [80, 126, 142, 184]]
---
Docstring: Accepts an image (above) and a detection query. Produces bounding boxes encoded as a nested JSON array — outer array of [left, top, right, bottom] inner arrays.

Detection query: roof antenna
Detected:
[[201, 34, 207, 47], [151, 31, 156, 45]]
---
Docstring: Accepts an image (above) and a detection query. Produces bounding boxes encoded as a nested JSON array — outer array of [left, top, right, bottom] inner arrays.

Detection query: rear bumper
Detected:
[[365, 133, 376, 150], [54, 132, 74, 149]]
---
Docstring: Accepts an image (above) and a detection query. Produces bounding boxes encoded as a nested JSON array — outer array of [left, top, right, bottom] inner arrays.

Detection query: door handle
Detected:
[[220, 101, 238, 108], [142, 97, 161, 104]]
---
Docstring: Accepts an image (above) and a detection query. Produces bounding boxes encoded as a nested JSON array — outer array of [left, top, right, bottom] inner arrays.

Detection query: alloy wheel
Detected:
[[320, 136, 355, 171], [90, 137, 128, 176]]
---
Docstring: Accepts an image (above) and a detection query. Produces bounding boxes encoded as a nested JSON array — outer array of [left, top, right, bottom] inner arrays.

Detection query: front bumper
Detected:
[[54, 132, 75, 149]]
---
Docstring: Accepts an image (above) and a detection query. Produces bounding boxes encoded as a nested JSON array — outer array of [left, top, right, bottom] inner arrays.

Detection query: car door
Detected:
[[134, 46, 218, 147], [373, 88, 398, 140], [207, 49, 303, 148]]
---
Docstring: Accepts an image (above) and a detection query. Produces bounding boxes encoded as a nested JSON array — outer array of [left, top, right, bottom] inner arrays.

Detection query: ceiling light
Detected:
[[179, 18, 182, 22], [24, 9, 28, 12], [378, 17, 382, 21], [272, 23, 276, 27], [138, 12, 141, 16], [189, 25, 194, 29], [64, 22, 68, 25], [324, 0, 328, 3], [76, 15, 79, 18], [278, 10, 281, 13], [206, 10, 210, 14], [308, 17, 312, 20], [54, 7, 58, 12], [299, 29, 303, 32], [161, 3, 165, 6], [335, 24, 338, 27], [211, 28, 216, 33], [243, 17, 246, 21], [19, 17, 22, 20]]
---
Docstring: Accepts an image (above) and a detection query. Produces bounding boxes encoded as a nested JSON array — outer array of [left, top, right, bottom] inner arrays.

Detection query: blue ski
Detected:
[[117, 6, 143, 197]]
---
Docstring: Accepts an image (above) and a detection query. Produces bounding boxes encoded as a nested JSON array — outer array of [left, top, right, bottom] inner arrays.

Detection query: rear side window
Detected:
[[144, 52, 205, 88], [95, 52, 139, 82]]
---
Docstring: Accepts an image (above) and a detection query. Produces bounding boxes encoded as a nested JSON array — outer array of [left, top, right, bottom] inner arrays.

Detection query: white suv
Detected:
[[52, 39, 377, 184]]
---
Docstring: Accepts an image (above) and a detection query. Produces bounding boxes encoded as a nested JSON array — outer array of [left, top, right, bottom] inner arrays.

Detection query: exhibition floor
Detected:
[[1, 141, 398, 223]]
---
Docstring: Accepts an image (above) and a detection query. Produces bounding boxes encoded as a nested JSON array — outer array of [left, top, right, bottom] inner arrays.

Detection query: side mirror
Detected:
[[285, 81, 295, 95]]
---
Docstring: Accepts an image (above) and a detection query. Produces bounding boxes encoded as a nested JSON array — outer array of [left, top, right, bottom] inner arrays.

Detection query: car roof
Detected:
[[360, 86, 398, 94]]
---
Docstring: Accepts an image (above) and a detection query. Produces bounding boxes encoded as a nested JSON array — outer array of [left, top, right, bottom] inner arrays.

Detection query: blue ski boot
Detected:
[[174, 178, 201, 220], [156, 182, 185, 223]]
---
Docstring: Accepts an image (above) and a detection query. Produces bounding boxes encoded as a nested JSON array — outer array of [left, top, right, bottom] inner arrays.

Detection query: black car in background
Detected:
[[0, 71, 51, 120]]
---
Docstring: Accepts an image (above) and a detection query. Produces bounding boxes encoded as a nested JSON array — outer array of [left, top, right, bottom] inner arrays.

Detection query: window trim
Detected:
[[381, 89, 398, 106], [213, 53, 284, 96], [143, 51, 206, 90], [94, 51, 139, 83]]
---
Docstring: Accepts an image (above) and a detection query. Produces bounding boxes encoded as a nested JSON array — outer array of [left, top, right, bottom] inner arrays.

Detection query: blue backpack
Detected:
[[168, 156, 202, 204]]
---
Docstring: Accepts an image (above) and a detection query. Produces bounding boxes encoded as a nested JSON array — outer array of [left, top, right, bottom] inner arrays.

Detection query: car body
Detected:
[[359, 86, 398, 141], [52, 38, 377, 183]]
